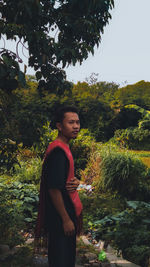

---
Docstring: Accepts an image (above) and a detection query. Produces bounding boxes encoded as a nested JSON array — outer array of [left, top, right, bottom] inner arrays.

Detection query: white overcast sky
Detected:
[[65, 0, 150, 86], [1, 0, 150, 86]]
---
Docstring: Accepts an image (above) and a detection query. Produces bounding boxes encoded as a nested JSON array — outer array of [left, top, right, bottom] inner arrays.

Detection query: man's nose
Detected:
[[73, 123, 79, 128]]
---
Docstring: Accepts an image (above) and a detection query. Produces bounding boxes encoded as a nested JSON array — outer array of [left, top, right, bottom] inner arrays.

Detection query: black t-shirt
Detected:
[[43, 147, 76, 233]]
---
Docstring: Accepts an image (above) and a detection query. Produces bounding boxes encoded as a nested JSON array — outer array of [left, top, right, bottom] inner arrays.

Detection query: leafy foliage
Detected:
[[0, 0, 114, 92], [139, 120, 150, 130], [0, 180, 25, 247], [72, 81, 117, 141], [1, 78, 150, 148], [114, 80, 150, 110], [35, 121, 58, 157], [112, 127, 150, 150], [125, 104, 150, 119], [112, 106, 143, 130], [0, 138, 21, 173], [70, 129, 96, 177], [79, 191, 126, 234], [92, 201, 150, 267], [13, 157, 42, 185], [0, 177, 39, 246], [0, 82, 58, 146]]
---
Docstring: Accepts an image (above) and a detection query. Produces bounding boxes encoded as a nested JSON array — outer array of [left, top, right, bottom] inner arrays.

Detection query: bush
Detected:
[[79, 190, 126, 234], [111, 127, 150, 150], [0, 179, 24, 247], [35, 121, 58, 158], [0, 177, 39, 247], [70, 129, 96, 177], [92, 201, 150, 267], [13, 157, 42, 185], [112, 106, 142, 130], [0, 138, 21, 173], [91, 146, 148, 199], [139, 120, 150, 130]]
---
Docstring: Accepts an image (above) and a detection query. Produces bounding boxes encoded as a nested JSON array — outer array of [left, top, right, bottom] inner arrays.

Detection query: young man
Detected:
[[35, 106, 83, 267]]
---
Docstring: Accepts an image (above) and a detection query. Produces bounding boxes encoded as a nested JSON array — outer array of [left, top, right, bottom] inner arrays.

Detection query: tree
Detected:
[[114, 80, 150, 110], [0, 0, 114, 93]]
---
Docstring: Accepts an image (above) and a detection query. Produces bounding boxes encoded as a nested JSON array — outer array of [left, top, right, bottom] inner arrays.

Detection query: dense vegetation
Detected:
[[1, 78, 150, 146], [0, 77, 150, 266]]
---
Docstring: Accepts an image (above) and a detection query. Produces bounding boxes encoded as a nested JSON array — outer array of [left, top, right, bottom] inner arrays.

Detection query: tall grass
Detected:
[[84, 144, 148, 199]]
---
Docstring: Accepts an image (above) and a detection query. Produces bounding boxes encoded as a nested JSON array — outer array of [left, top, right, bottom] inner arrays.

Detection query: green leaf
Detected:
[[24, 217, 33, 222]]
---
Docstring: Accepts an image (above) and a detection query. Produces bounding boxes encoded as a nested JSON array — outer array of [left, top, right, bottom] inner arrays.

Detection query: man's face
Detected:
[[57, 112, 80, 140]]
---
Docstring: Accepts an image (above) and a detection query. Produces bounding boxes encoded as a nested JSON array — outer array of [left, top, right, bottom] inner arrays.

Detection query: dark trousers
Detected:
[[48, 230, 76, 267]]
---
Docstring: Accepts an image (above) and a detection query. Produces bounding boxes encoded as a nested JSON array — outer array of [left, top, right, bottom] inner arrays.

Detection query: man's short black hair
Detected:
[[54, 106, 79, 124]]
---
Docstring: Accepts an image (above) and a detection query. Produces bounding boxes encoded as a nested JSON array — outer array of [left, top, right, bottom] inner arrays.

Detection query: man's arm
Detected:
[[49, 188, 75, 236]]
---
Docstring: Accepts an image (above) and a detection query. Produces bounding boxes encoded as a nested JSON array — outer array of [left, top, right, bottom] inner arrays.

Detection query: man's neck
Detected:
[[56, 134, 70, 146]]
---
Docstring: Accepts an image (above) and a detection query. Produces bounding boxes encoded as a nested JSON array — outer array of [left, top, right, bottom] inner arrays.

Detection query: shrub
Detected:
[[113, 106, 142, 130], [92, 201, 150, 267], [139, 120, 150, 130], [13, 157, 42, 185], [111, 127, 150, 150], [0, 180, 24, 247], [0, 177, 39, 247], [70, 129, 96, 177], [0, 138, 20, 173], [35, 121, 58, 158], [92, 146, 148, 199], [79, 190, 126, 234]]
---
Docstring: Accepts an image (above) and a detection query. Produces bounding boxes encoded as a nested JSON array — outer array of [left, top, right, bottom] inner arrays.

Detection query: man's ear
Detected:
[[56, 122, 62, 132]]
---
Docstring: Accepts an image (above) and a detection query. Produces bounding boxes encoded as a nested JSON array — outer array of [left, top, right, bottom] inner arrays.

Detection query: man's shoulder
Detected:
[[46, 146, 68, 161]]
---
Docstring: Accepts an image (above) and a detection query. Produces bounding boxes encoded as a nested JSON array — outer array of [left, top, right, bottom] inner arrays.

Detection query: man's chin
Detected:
[[71, 134, 78, 139]]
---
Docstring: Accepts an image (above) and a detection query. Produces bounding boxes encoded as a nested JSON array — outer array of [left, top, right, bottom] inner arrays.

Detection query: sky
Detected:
[[65, 0, 150, 86], [1, 0, 150, 87]]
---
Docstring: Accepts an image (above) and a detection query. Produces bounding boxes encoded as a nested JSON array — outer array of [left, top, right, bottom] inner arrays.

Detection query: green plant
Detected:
[[13, 157, 42, 185], [35, 121, 58, 157], [1, 244, 33, 267], [112, 127, 150, 150], [76, 237, 100, 265], [92, 201, 150, 267], [0, 138, 21, 173], [94, 147, 147, 199], [0, 177, 39, 247], [79, 190, 125, 234], [70, 129, 96, 177], [139, 120, 150, 130], [0, 181, 25, 247]]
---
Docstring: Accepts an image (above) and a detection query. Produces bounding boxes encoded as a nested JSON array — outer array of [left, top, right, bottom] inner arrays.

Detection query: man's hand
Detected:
[[66, 177, 80, 192], [63, 218, 75, 236]]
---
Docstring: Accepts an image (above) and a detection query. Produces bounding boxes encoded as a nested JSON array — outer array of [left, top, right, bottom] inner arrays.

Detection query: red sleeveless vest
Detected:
[[45, 139, 83, 217], [35, 139, 83, 239]]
